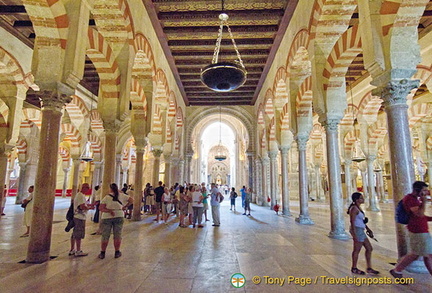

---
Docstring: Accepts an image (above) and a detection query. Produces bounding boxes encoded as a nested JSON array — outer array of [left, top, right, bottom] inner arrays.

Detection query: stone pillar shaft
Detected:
[[115, 154, 122, 185], [345, 160, 352, 207], [62, 168, 70, 198], [280, 148, 291, 215], [0, 152, 8, 211], [132, 148, 145, 221], [366, 156, 380, 211], [101, 127, 117, 199], [315, 165, 322, 201], [27, 94, 70, 263], [152, 149, 163, 185], [71, 158, 81, 198], [16, 162, 28, 204], [296, 138, 313, 224], [262, 157, 270, 207], [268, 151, 278, 209], [324, 119, 348, 239], [255, 159, 262, 205]]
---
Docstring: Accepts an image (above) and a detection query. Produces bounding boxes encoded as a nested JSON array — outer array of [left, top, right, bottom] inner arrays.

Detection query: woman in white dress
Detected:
[[21, 186, 34, 237]]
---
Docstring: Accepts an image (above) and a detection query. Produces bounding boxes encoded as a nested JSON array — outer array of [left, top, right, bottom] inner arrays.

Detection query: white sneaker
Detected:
[[68, 250, 76, 256], [74, 250, 88, 257]]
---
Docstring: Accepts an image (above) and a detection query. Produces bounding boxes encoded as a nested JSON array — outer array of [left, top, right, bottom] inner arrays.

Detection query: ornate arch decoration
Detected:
[[22, 0, 68, 48], [92, 0, 134, 47], [151, 104, 163, 135], [296, 76, 313, 118], [167, 91, 177, 122], [0, 47, 28, 86], [58, 146, 70, 162], [0, 99, 8, 126], [88, 132, 103, 161], [426, 136, 432, 151], [264, 89, 275, 119], [65, 95, 89, 129], [357, 91, 383, 124], [308, 0, 357, 56], [130, 78, 147, 112], [175, 107, 184, 128], [267, 116, 277, 151], [87, 28, 121, 99], [16, 137, 28, 161], [60, 123, 82, 153], [340, 103, 358, 127], [367, 118, 387, 148], [186, 107, 255, 154], [155, 69, 169, 104], [257, 104, 265, 127], [22, 108, 42, 129], [90, 110, 104, 132], [116, 123, 133, 154], [323, 25, 362, 91], [280, 102, 290, 131], [343, 130, 356, 157], [286, 29, 310, 71], [409, 102, 432, 127], [133, 33, 156, 77]]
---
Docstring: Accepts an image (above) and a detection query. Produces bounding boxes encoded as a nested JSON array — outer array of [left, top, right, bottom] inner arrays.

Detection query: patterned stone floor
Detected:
[[0, 196, 431, 293]]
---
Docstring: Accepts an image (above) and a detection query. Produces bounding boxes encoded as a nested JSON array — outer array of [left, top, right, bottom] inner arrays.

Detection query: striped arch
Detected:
[[343, 131, 357, 156], [90, 110, 104, 131], [61, 123, 82, 150], [0, 47, 27, 85], [58, 146, 70, 162], [378, 143, 389, 159], [174, 133, 181, 151], [155, 69, 169, 103], [133, 33, 156, 77], [280, 103, 290, 131], [152, 104, 163, 134], [427, 136, 432, 151], [87, 28, 121, 99], [166, 126, 173, 144], [22, 108, 42, 128], [267, 117, 276, 145], [311, 123, 324, 140], [273, 67, 289, 108], [358, 92, 383, 124], [22, 0, 68, 48], [0, 99, 8, 126], [167, 92, 177, 122], [323, 25, 362, 90], [340, 103, 358, 127], [409, 103, 432, 127], [16, 137, 27, 158], [381, 0, 428, 36], [130, 78, 146, 111], [264, 89, 274, 119], [286, 29, 310, 70], [367, 119, 388, 147], [260, 129, 267, 154], [92, 0, 134, 45], [296, 76, 313, 117], [176, 107, 184, 128], [65, 95, 89, 129], [257, 105, 265, 128], [88, 132, 103, 160], [412, 65, 432, 99]]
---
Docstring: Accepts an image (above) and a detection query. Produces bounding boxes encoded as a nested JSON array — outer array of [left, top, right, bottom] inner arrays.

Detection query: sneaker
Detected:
[[74, 250, 88, 257], [197, 225, 204, 228], [242, 213, 246, 215], [68, 250, 76, 256], [390, 269, 403, 279], [114, 251, 122, 258], [98, 252, 105, 259]]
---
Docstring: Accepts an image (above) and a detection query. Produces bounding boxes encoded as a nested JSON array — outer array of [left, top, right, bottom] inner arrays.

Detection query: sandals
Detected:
[[367, 268, 380, 275], [351, 268, 365, 275]]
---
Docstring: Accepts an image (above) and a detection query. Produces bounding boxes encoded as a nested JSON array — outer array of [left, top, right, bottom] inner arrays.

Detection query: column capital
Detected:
[[40, 91, 72, 111], [18, 161, 28, 169], [296, 136, 309, 151], [152, 148, 163, 158], [103, 121, 120, 133], [366, 155, 376, 162], [344, 159, 353, 166], [322, 119, 340, 132], [268, 150, 278, 159], [63, 167, 71, 173], [280, 146, 290, 154], [93, 161, 103, 167], [262, 156, 270, 164], [372, 79, 419, 107]]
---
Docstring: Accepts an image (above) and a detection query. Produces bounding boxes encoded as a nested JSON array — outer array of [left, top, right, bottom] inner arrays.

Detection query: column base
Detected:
[[295, 215, 314, 225], [131, 215, 142, 221], [26, 251, 51, 264], [405, 258, 430, 274], [379, 199, 389, 203], [328, 230, 350, 240], [282, 208, 292, 216], [366, 206, 381, 212]]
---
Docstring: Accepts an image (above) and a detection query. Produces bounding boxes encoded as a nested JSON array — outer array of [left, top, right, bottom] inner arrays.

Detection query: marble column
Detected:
[[361, 170, 368, 199], [101, 122, 118, 199], [246, 152, 254, 193], [374, 80, 417, 260], [296, 136, 314, 224], [61, 167, 71, 198], [164, 154, 171, 187], [115, 154, 122, 185], [92, 161, 102, 189], [345, 160, 353, 207], [122, 167, 129, 185], [261, 156, 270, 207], [71, 158, 81, 198], [366, 155, 380, 211], [323, 119, 349, 239], [280, 147, 291, 216], [0, 150, 9, 212], [16, 161, 28, 204], [178, 159, 185, 185], [185, 154, 192, 184], [254, 158, 262, 204], [132, 146, 145, 221], [315, 164, 323, 201], [152, 148, 163, 185], [376, 170, 388, 203], [27, 92, 71, 263], [268, 150, 278, 209]]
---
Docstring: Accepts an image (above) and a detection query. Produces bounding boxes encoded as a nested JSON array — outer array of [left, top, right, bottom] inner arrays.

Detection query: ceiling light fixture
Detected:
[[200, 0, 247, 92], [214, 106, 227, 161]]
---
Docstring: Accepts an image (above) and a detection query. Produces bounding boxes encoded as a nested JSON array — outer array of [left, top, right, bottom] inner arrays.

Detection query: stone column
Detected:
[[376, 170, 387, 203], [16, 161, 28, 204], [254, 158, 262, 204], [27, 92, 71, 263], [61, 167, 70, 198], [323, 119, 349, 239], [261, 156, 270, 207], [92, 161, 102, 189], [71, 158, 81, 198], [315, 164, 323, 201], [115, 154, 122, 185], [373, 79, 417, 260], [427, 161, 432, 193], [122, 166, 129, 185], [246, 152, 254, 193], [178, 159, 185, 185], [0, 150, 9, 212], [101, 122, 118, 199], [361, 170, 368, 199], [280, 147, 291, 216], [152, 148, 163, 185], [185, 154, 192, 184], [345, 160, 353, 207], [132, 146, 145, 221], [296, 136, 314, 224], [366, 155, 380, 211], [164, 154, 171, 187], [268, 150, 278, 209]]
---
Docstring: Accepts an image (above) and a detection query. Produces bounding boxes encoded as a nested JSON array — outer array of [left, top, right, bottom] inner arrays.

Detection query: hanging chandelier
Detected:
[[200, 1, 247, 92], [80, 141, 93, 162], [347, 69, 365, 163], [214, 107, 227, 161]]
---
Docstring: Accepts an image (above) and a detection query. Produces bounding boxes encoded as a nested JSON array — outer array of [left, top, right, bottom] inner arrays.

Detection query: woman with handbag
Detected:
[[21, 186, 34, 237], [347, 192, 379, 275]]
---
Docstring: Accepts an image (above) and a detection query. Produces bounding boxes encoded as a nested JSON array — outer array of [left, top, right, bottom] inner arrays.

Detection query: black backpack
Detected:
[[65, 202, 75, 232], [395, 198, 409, 225]]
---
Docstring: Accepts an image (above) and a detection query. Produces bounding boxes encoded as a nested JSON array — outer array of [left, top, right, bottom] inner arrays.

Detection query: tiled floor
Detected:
[[0, 197, 431, 292]]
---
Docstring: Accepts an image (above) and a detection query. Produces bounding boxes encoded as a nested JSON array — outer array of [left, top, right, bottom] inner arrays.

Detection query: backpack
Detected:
[[219, 193, 224, 203], [65, 202, 75, 232], [234, 192, 238, 198], [395, 199, 409, 225]]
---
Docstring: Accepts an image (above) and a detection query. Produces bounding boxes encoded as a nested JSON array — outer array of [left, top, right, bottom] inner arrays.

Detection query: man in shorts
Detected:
[[390, 181, 432, 278], [70, 183, 93, 257], [154, 181, 165, 222]]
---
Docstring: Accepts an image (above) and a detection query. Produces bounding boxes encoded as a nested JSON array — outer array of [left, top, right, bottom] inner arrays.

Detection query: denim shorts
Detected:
[[352, 227, 367, 242]]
